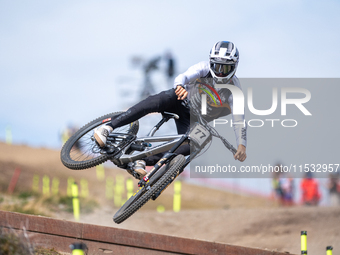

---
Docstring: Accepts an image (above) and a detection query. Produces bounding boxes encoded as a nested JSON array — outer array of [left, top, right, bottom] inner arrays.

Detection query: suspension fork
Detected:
[[138, 134, 189, 187], [177, 147, 200, 174]]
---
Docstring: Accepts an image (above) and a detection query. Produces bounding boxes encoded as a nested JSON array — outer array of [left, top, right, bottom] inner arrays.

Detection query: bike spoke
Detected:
[[68, 124, 132, 163]]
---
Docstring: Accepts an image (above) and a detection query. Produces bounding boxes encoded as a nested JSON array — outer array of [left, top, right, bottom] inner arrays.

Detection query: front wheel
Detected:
[[61, 112, 139, 170], [113, 154, 186, 224]]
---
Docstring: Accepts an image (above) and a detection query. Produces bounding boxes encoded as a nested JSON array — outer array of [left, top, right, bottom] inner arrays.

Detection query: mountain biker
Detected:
[[94, 41, 247, 179]]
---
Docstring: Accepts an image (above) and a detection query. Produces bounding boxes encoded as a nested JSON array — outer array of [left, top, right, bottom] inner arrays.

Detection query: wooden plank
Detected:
[[0, 210, 295, 255], [29, 232, 178, 255], [0, 210, 83, 238]]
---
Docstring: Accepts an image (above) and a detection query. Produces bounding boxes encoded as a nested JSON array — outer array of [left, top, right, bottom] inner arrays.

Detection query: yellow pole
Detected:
[[6, 126, 12, 145], [32, 174, 39, 192], [51, 177, 59, 196], [157, 205, 165, 213], [70, 243, 87, 255], [72, 182, 80, 221], [326, 246, 333, 255], [106, 177, 114, 199], [301, 231, 307, 254], [126, 178, 134, 199], [61, 128, 70, 145], [42, 175, 50, 196], [96, 164, 105, 181], [67, 177, 75, 197], [80, 179, 89, 198], [173, 180, 181, 212], [72, 250, 83, 255], [114, 175, 124, 207]]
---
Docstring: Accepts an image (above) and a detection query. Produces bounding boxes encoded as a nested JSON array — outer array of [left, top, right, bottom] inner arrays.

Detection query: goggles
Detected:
[[210, 63, 235, 77]]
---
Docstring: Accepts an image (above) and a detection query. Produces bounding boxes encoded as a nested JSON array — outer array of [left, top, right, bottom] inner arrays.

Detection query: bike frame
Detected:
[[110, 101, 238, 222], [115, 133, 188, 165], [107, 112, 202, 186], [106, 112, 186, 163]]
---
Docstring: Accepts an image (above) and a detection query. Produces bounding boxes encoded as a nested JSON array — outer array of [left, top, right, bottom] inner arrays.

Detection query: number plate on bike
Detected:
[[189, 123, 211, 147]]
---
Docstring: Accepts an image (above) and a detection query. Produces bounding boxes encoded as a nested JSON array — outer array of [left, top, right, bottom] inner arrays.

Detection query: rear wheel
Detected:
[[113, 154, 186, 224], [60, 112, 139, 170]]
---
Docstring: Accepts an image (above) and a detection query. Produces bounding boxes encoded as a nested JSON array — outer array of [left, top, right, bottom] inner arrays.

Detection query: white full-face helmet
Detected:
[[209, 41, 239, 83]]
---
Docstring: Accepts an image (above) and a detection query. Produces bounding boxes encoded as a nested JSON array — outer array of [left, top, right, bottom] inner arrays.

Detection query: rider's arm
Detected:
[[228, 76, 247, 161], [174, 61, 210, 100], [174, 61, 209, 88], [173, 61, 209, 88]]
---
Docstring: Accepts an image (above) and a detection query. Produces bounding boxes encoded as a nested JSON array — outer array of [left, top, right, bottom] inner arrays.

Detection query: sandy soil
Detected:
[[0, 142, 339, 254]]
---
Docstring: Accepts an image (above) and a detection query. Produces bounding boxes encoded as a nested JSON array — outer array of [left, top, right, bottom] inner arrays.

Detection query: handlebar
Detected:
[[188, 99, 238, 155]]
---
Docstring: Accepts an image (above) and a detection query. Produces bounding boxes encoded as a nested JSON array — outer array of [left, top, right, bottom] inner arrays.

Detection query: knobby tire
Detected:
[[61, 112, 139, 170], [113, 154, 185, 224]]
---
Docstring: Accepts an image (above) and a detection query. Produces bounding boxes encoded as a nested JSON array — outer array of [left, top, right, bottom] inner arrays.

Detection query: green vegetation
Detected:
[[2, 204, 49, 217], [0, 190, 99, 217], [45, 194, 99, 214], [0, 191, 49, 216], [34, 247, 62, 255], [17, 191, 39, 200], [0, 228, 34, 255], [0, 228, 62, 255]]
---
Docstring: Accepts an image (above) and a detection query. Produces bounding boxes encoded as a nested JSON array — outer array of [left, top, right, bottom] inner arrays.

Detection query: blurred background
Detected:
[[1, 1, 340, 253], [1, 1, 340, 208]]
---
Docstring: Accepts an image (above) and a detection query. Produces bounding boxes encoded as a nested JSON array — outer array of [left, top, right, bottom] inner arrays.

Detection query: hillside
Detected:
[[0, 142, 339, 254]]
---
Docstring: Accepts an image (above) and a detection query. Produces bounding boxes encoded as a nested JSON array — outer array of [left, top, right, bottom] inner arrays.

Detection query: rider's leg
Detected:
[[94, 89, 178, 147], [108, 89, 178, 129], [95, 88, 190, 178], [143, 98, 190, 166], [94, 125, 113, 147]]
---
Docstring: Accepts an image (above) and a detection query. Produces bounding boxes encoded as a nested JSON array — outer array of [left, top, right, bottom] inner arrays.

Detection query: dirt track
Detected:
[[0, 142, 339, 254]]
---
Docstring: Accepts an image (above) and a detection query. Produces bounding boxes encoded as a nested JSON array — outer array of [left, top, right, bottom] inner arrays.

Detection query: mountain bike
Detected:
[[60, 101, 237, 223]]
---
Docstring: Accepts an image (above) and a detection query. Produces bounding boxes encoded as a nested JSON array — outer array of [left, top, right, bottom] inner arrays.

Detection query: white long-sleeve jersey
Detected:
[[174, 61, 247, 147]]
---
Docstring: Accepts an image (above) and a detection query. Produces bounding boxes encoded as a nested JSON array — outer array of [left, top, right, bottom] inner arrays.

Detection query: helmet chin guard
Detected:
[[209, 41, 239, 83]]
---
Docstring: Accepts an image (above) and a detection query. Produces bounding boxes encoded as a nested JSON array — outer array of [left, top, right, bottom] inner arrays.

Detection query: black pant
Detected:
[[109, 89, 190, 165]]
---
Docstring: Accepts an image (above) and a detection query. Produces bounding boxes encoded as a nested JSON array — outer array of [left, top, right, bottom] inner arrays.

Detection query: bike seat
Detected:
[[162, 112, 179, 120]]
